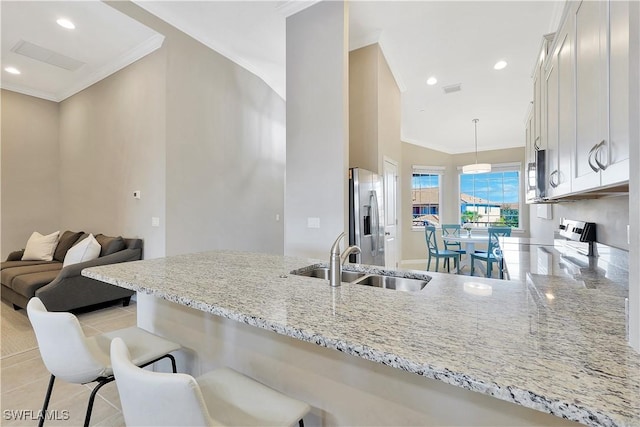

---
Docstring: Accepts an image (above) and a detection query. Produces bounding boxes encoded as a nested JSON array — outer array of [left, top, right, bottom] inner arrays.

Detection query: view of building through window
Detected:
[[412, 167, 520, 229], [411, 172, 440, 226], [460, 170, 520, 228]]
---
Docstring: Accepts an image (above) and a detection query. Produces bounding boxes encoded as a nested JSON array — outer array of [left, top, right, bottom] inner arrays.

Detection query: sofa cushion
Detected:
[[53, 231, 84, 262], [95, 234, 126, 256], [11, 270, 61, 298], [1, 263, 62, 289], [1, 260, 58, 270], [22, 231, 60, 261], [63, 234, 101, 267]]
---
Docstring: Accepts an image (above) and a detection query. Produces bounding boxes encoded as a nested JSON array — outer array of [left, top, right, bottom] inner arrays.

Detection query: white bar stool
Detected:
[[27, 297, 181, 427], [111, 337, 311, 426]]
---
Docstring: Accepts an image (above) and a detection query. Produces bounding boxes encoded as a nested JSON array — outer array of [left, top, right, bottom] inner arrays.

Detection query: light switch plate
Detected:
[[133, 190, 141, 199], [152, 217, 160, 227], [307, 217, 320, 228]]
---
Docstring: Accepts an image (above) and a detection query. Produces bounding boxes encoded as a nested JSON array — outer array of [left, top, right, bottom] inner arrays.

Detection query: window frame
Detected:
[[411, 165, 445, 230], [456, 162, 524, 232]]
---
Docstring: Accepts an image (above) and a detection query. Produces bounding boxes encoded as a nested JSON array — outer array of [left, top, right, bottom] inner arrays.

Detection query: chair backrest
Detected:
[[26, 297, 109, 383], [441, 224, 461, 238], [425, 226, 440, 255], [488, 227, 512, 253], [110, 337, 215, 427]]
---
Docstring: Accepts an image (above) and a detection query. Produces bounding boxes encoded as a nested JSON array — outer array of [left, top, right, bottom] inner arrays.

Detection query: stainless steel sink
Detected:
[[293, 267, 428, 291], [351, 275, 428, 291], [296, 267, 366, 282]]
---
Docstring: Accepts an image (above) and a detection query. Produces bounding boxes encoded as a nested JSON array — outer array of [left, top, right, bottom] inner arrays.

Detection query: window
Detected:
[[458, 163, 521, 229], [412, 166, 444, 227]]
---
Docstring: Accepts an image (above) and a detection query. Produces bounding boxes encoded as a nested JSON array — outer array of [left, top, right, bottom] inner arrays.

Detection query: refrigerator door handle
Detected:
[[370, 191, 380, 258]]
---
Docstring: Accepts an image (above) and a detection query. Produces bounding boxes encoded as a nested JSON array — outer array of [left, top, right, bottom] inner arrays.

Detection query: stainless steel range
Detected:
[[558, 218, 597, 256]]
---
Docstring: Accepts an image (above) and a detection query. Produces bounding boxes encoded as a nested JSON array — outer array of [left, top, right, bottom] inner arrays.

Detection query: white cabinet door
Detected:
[[573, 0, 608, 192], [602, 0, 630, 186], [556, 23, 574, 197], [545, 53, 560, 198]]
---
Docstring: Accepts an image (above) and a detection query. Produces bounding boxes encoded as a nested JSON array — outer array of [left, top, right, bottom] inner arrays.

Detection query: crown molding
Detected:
[[402, 136, 524, 155], [0, 82, 58, 102], [0, 34, 165, 103], [57, 33, 165, 101], [275, 1, 321, 18]]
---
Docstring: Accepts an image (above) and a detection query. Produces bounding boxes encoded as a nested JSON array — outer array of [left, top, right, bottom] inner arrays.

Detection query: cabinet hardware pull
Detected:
[[549, 170, 559, 188], [594, 140, 608, 171], [588, 143, 600, 172]]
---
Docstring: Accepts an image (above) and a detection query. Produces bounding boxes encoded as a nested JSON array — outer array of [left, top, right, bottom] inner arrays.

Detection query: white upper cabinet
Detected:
[[533, 0, 630, 200], [546, 19, 574, 198], [604, 0, 630, 186], [573, 0, 608, 192]]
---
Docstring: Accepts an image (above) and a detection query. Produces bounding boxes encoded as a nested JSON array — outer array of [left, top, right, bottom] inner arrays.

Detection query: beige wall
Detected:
[[401, 143, 526, 262], [349, 43, 402, 172], [58, 48, 167, 259], [377, 47, 402, 169], [1, 90, 60, 259], [349, 44, 379, 172], [2, 2, 287, 260]]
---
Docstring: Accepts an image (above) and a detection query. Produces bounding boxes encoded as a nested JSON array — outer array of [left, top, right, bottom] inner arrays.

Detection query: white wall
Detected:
[[1, 90, 60, 259], [285, 2, 349, 260], [160, 16, 286, 256]]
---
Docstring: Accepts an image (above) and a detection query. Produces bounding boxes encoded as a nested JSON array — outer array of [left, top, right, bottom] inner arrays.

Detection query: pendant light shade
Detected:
[[462, 119, 491, 174]]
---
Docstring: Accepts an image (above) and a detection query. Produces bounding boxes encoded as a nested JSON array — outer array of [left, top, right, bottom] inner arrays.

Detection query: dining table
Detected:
[[442, 233, 491, 274]]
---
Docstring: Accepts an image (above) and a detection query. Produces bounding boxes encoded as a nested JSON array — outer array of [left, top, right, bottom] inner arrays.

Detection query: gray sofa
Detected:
[[1, 231, 140, 312]]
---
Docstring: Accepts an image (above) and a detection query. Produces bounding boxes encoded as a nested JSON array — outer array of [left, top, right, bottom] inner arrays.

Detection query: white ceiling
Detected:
[[0, 0, 163, 101], [1, 0, 563, 154]]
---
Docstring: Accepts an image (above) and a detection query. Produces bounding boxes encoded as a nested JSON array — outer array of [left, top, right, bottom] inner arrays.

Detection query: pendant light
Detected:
[[462, 118, 491, 174]]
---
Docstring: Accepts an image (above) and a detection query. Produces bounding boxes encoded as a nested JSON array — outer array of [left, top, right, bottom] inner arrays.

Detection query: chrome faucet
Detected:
[[329, 232, 361, 287]]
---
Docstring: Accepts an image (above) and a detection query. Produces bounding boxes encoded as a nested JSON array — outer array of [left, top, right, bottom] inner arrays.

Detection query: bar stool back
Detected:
[[111, 337, 311, 427]]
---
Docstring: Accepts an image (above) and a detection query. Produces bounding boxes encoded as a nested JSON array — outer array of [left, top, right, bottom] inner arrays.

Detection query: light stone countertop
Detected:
[[83, 250, 640, 427]]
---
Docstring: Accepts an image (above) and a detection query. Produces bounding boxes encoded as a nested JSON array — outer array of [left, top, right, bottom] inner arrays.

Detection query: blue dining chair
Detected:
[[425, 226, 460, 274], [470, 227, 511, 278], [441, 224, 466, 270]]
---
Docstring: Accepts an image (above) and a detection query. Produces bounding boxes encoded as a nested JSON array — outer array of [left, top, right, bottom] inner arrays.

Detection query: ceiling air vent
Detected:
[[443, 83, 462, 94], [11, 40, 84, 71]]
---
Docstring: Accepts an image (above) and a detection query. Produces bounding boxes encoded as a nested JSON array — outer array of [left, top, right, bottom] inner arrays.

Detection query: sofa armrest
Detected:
[[6, 250, 25, 261], [55, 248, 142, 280]]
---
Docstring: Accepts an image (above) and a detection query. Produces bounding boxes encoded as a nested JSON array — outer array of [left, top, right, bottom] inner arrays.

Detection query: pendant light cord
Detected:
[[473, 118, 479, 164]]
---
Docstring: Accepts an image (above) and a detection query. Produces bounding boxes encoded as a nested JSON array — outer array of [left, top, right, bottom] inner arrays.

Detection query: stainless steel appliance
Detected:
[[526, 149, 547, 202], [558, 218, 597, 256], [349, 168, 385, 266]]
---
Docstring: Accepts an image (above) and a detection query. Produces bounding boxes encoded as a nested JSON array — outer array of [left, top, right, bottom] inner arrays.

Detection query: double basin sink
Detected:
[[294, 267, 428, 292]]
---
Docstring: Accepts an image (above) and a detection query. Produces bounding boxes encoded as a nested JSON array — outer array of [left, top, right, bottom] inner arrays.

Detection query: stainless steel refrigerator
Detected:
[[349, 168, 385, 266]]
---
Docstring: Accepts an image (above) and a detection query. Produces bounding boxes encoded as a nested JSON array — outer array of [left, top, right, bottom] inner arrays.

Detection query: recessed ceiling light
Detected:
[[494, 60, 508, 70], [4, 67, 21, 75], [426, 76, 438, 86], [56, 18, 75, 30]]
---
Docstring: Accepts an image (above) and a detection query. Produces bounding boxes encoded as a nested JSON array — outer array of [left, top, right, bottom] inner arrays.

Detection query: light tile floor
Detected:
[[1, 301, 136, 426]]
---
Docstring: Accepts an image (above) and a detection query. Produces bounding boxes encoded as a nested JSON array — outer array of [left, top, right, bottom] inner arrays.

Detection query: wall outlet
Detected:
[[307, 217, 320, 229], [275, 214, 280, 221], [133, 190, 141, 199], [151, 217, 160, 227]]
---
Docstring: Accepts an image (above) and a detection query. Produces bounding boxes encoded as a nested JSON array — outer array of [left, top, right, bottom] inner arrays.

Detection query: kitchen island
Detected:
[[83, 250, 639, 426]]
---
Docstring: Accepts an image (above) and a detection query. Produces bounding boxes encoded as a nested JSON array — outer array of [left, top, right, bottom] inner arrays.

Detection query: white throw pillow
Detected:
[[21, 231, 60, 261], [63, 234, 101, 267]]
